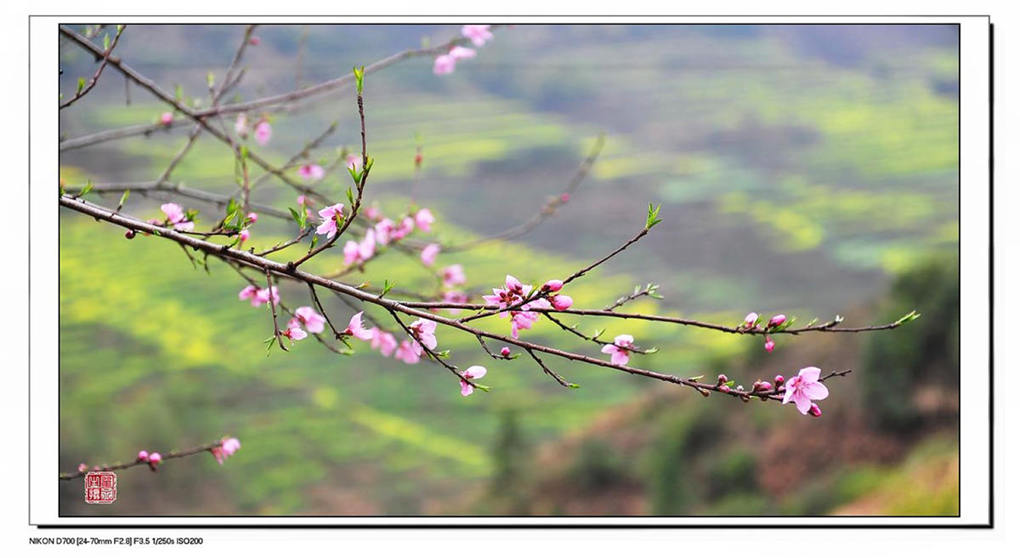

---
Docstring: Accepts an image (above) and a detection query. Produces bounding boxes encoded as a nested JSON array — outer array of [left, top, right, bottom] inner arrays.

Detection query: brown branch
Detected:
[[60, 25, 126, 109], [59, 439, 227, 480]]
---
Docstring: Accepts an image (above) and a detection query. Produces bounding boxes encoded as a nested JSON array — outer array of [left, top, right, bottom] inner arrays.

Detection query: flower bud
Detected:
[[764, 337, 775, 353], [744, 312, 758, 326], [124, 229, 136, 239], [716, 374, 728, 385], [718, 385, 731, 393], [768, 314, 787, 327], [756, 381, 773, 392], [543, 279, 564, 292], [148, 452, 162, 465], [500, 347, 511, 357], [77, 463, 88, 473], [808, 404, 822, 417], [414, 153, 423, 166], [551, 294, 573, 310], [137, 450, 149, 462], [560, 193, 570, 203], [246, 212, 258, 224], [774, 374, 785, 385]]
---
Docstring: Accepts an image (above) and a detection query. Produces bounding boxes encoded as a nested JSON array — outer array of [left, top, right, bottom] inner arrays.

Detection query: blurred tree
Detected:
[[860, 256, 959, 432]]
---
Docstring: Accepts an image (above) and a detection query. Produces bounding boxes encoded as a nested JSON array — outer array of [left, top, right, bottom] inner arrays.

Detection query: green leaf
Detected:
[[347, 165, 361, 185], [206, 72, 215, 88], [289, 207, 307, 229], [380, 279, 395, 297], [103, 33, 110, 51], [346, 187, 355, 206], [646, 203, 663, 229], [76, 77, 85, 94], [567, 383, 581, 389], [353, 65, 365, 94], [80, 179, 93, 197], [174, 84, 183, 102], [117, 190, 130, 208]]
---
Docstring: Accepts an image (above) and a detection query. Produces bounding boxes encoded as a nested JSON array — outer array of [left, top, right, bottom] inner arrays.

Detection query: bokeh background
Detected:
[[58, 24, 960, 516]]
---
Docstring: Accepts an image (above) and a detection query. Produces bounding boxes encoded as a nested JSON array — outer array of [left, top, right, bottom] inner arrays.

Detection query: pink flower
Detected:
[[298, 163, 325, 182], [370, 328, 398, 357], [254, 120, 272, 146], [768, 314, 787, 328], [365, 207, 381, 220], [395, 340, 420, 364], [449, 46, 476, 60], [222, 437, 241, 455], [744, 312, 759, 327], [460, 365, 487, 396], [409, 318, 438, 350], [246, 212, 258, 224], [148, 452, 162, 465], [238, 285, 258, 301], [78, 463, 88, 473], [374, 218, 395, 245], [601, 334, 635, 366], [510, 310, 539, 339], [462, 25, 493, 46], [344, 311, 374, 341], [421, 243, 440, 266], [500, 347, 511, 357], [283, 319, 308, 341], [137, 450, 149, 462], [248, 36, 260, 46], [211, 437, 241, 465], [504, 275, 528, 297], [764, 336, 775, 353], [560, 192, 570, 203], [543, 279, 564, 292], [159, 112, 173, 125], [343, 240, 361, 265], [550, 294, 573, 310], [782, 366, 830, 415], [433, 54, 456, 75], [160, 202, 194, 231], [234, 114, 248, 137], [316, 203, 345, 238], [415, 208, 435, 232], [294, 306, 326, 334], [442, 264, 466, 288], [345, 153, 361, 171], [296, 195, 309, 206], [359, 229, 377, 260], [251, 286, 280, 307], [238, 229, 251, 243]]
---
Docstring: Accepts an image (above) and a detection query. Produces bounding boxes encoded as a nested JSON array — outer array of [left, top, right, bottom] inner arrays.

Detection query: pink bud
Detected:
[[77, 463, 88, 473], [414, 153, 423, 166], [500, 347, 511, 357], [159, 112, 173, 125], [808, 403, 822, 417], [297, 195, 308, 206], [246, 212, 258, 223], [774, 374, 785, 385], [551, 294, 573, 310], [137, 450, 149, 462], [764, 337, 775, 353], [719, 385, 731, 393], [560, 193, 570, 203], [744, 312, 758, 326], [757, 381, 773, 392], [717, 374, 728, 385], [239, 229, 250, 243], [124, 229, 135, 239], [543, 279, 564, 292], [148, 452, 162, 465], [768, 314, 786, 327], [249, 36, 260, 46]]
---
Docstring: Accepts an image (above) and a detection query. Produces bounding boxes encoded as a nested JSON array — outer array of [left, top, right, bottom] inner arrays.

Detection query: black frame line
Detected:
[[37, 16, 992, 529]]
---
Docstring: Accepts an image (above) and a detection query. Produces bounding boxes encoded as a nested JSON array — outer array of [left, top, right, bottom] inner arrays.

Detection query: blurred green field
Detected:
[[58, 24, 959, 515]]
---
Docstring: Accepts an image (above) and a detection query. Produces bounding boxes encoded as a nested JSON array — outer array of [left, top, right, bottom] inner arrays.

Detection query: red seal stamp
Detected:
[[84, 471, 117, 504]]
